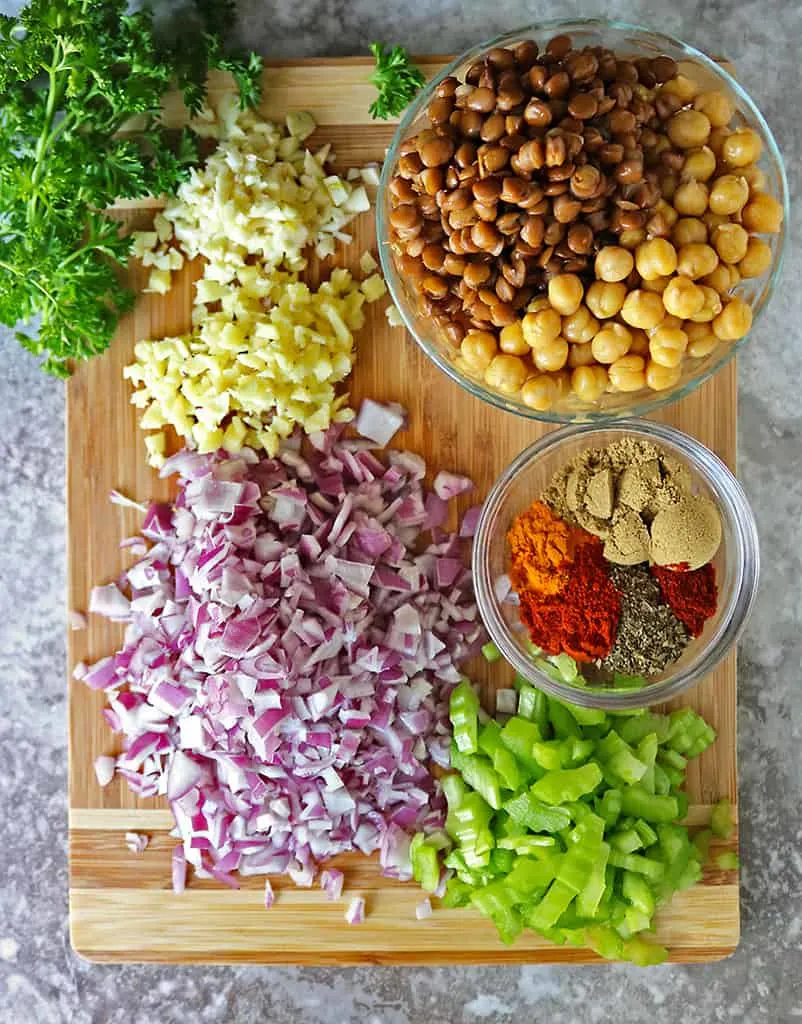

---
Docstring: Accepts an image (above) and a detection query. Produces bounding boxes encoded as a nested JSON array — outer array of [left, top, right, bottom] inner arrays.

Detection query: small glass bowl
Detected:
[[377, 18, 789, 423], [472, 420, 759, 708]]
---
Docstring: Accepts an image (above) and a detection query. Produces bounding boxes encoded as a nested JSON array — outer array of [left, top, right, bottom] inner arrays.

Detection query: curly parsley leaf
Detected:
[[0, 0, 262, 375], [369, 42, 426, 120]]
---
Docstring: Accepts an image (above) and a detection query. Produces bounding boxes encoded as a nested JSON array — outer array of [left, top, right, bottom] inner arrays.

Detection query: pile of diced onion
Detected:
[[126, 99, 386, 465], [84, 410, 483, 893]]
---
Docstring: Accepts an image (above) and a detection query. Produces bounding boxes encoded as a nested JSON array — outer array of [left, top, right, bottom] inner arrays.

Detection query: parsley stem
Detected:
[[0, 259, 57, 307], [27, 42, 69, 226]]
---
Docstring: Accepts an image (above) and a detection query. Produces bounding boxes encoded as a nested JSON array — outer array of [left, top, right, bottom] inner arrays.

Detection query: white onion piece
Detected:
[[355, 399, 406, 448], [93, 755, 115, 787], [415, 898, 433, 920], [85, 426, 483, 893], [345, 896, 365, 924], [125, 832, 149, 854], [264, 878, 275, 909]]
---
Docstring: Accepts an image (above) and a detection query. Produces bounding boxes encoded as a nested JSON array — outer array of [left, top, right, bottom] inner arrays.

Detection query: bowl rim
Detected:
[[472, 418, 760, 708], [377, 17, 789, 424]]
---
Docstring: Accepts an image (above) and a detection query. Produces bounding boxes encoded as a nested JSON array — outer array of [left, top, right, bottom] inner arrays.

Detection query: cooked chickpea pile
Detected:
[[388, 33, 783, 410]]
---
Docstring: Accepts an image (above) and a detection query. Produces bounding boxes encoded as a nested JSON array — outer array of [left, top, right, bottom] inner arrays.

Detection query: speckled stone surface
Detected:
[[1, 3, 801, 1021]]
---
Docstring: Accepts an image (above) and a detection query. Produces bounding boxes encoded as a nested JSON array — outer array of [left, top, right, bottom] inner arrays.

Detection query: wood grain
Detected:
[[68, 57, 739, 964]]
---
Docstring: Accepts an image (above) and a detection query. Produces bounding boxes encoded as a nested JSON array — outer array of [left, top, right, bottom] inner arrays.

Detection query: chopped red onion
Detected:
[[93, 755, 115, 787], [85, 426, 483, 892], [320, 868, 344, 901], [459, 505, 482, 538], [355, 399, 406, 448], [125, 831, 149, 854], [264, 878, 275, 908], [172, 845, 186, 894], [415, 897, 433, 920], [432, 471, 473, 501], [345, 896, 365, 924], [69, 610, 87, 631]]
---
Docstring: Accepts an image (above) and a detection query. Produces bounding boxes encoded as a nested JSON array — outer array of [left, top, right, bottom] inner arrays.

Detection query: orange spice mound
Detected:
[[507, 500, 584, 596]]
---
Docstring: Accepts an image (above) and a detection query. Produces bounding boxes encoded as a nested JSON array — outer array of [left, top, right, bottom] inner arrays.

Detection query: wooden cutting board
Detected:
[[68, 58, 739, 964]]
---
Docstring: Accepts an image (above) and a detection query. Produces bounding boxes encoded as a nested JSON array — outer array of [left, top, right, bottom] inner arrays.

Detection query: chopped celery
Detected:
[[634, 819, 658, 848], [563, 701, 608, 727], [455, 752, 503, 810], [692, 828, 713, 861], [504, 790, 572, 833], [499, 717, 544, 775], [525, 879, 576, 932], [478, 720, 503, 758], [599, 788, 623, 826], [516, 682, 538, 722], [622, 871, 655, 916], [492, 746, 524, 791], [610, 829, 643, 854], [608, 850, 665, 881], [716, 851, 740, 870], [711, 798, 734, 839], [532, 740, 565, 771], [441, 878, 472, 908], [620, 787, 680, 823], [410, 834, 440, 893], [547, 698, 582, 738], [482, 641, 501, 662], [450, 680, 480, 754], [530, 763, 603, 805], [621, 935, 668, 966]]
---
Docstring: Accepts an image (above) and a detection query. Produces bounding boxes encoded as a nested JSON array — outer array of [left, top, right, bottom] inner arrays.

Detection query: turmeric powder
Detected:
[[507, 500, 580, 596]]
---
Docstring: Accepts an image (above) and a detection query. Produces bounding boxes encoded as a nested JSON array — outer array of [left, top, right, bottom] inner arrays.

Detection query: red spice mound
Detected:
[[519, 535, 622, 663], [652, 563, 718, 637]]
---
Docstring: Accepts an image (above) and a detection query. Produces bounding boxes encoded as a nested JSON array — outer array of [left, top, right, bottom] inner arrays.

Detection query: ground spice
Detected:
[[602, 565, 690, 677], [507, 500, 580, 596], [652, 563, 718, 637], [518, 535, 622, 663]]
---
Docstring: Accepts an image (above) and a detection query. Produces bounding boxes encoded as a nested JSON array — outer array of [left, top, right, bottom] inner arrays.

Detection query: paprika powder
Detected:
[[651, 563, 718, 637]]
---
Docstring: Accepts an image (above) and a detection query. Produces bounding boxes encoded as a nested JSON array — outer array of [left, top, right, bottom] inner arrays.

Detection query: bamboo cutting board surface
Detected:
[[68, 58, 739, 964]]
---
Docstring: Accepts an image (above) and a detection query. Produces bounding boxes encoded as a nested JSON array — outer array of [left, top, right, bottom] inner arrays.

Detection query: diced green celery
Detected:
[[492, 746, 523, 791], [499, 717, 544, 775], [676, 858, 703, 890], [686, 724, 717, 757], [640, 764, 655, 795], [637, 733, 659, 767], [471, 882, 523, 945], [503, 790, 572, 833], [675, 791, 689, 820], [621, 905, 652, 936], [560, 737, 595, 767], [478, 720, 503, 757], [621, 935, 668, 966], [634, 820, 658, 848], [441, 878, 472, 908], [652, 763, 671, 796], [576, 841, 610, 919], [711, 798, 734, 839], [441, 772, 468, 811], [599, 788, 623, 826], [620, 787, 679, 823], [457, 752, 504, 810], [450, 680, 480, 754], [610, 829, 643, 854], [658, 747, 687, 771], [530, 763, 603, 805], [532, 689, 551, 737], [585, 924, 624, 960], [716, 851, 740, 870], [489, 848, 515, 875], [622, 871, 655, 916], [659, 760, 686, 789], [562, 701, 608, 727], [549, 653, 579, 682], [620, 713, 670, 746], [526, 879, 576, 932], [504, 856, 559, 899], [410, 834, 441, 893], [606, 747, 648, 786], [608, 850, 665, 881], [547, 698, 582, 738], [482, 641, 501, 662], [532, 740, 565, 771], [497, 835, 557, 855], [516, 683, 538, 722]]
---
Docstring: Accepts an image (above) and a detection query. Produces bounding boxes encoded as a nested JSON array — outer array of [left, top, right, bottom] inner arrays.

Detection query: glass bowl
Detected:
[[472, 420, 759, 708], [377, 19, 788, 423]]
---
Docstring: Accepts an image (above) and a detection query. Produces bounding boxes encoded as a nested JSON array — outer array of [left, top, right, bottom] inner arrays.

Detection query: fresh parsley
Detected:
[[368, 42, 426, 121], [0, 0, 262, 376]]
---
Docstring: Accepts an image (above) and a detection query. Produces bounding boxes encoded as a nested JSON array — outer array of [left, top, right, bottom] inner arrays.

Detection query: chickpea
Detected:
[[533, 336, 569, 372], [649, 325, 688, 368], [592, 323, 632, 364], [662, 276, 706, 318], [703, 211, 731, 233], [562, 305, 600, 344], [608, 354, 647, 392], [521, 308, 562, 348], [650, 314, 683, 335], [571, 365, 609, 402], [708, 174, 749, 216], [693, 90, 735, 128], [738, 237, 773, 278], [526, 296, 552, 315], [722, 127, 763, 168], [636, 238, 678, 280], [499, 321, 529, 355], [547, 274, 584, 316], [685, 322, 719, 358], [594, 246, 634, 283], [739, 164, 767, 194], [641, 274, 672, 295], [673, 180, 709, 216], [660, 74, 699, 104], [703, 261, 740, 295], [667, 109, 711, 149], [521, 374, 557, 411], [711, 223, 749, 264], [567, 341, 596, 368], [712, 297, 753, 341], [628, 327, 651, 356], [742, 192, 784, 233], [681, 146, 717, 183], [676, 242, 719, 280], [619, 228, 647, 250], [620, 290, 666, 330], [652, 199, 679, 230], [672, 218, 708, 247], [688, 285, 723, 323], [460, 330, 497, 371], [586, 281, 627, 319], [646, 360, 683, 391], [484, 353, 529, 393], [708, 126, 730, 157]]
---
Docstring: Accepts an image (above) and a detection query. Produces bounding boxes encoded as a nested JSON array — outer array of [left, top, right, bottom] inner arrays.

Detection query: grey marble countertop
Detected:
[[1, 2, 801, 1022]]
